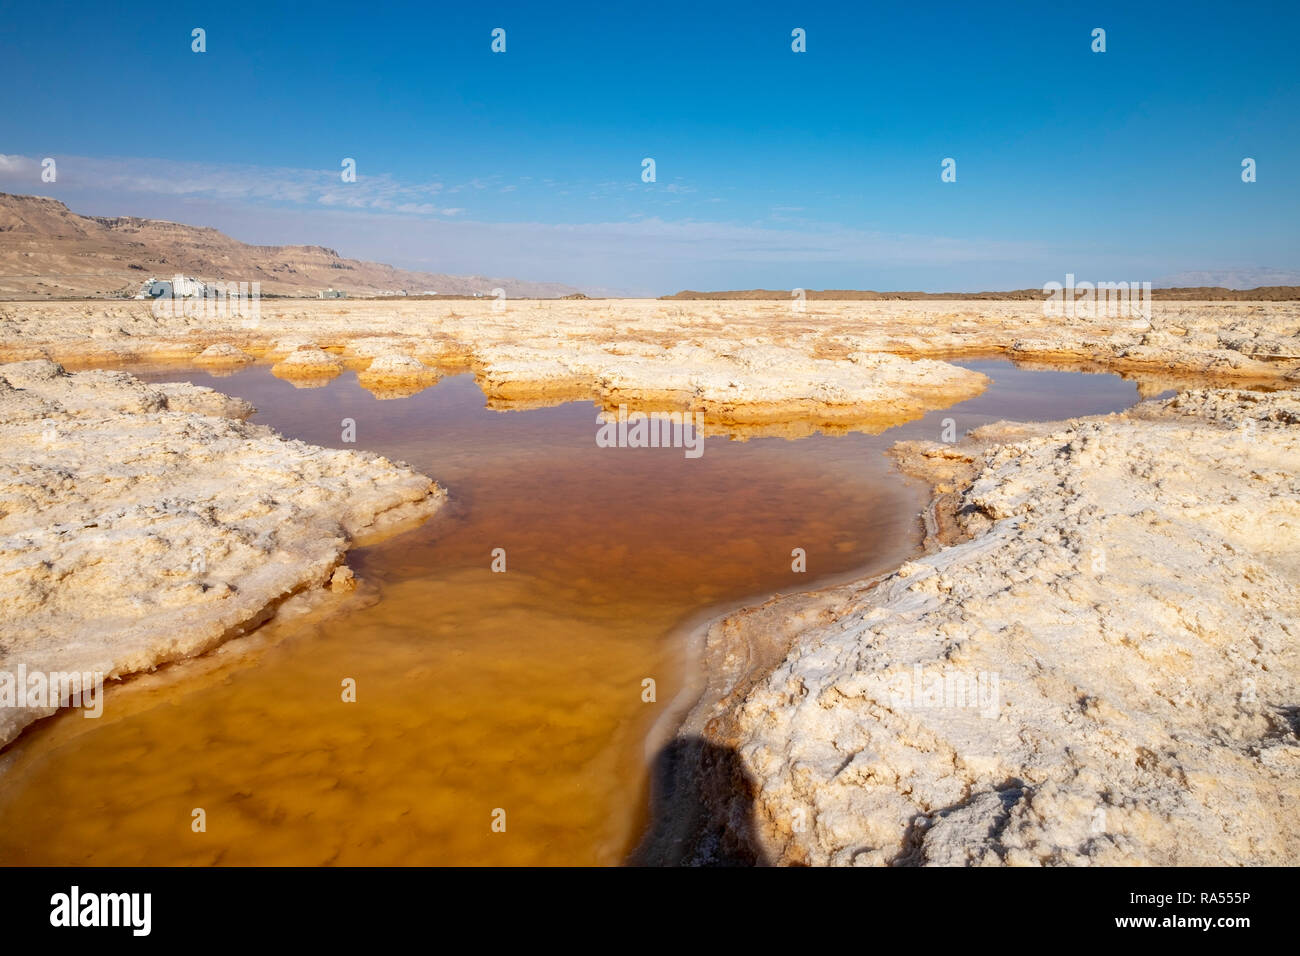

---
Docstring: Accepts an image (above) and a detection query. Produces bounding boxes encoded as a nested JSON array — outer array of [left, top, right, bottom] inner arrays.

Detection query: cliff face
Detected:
[[674, 388, 1300, 866], [0, 193, 579, 298]]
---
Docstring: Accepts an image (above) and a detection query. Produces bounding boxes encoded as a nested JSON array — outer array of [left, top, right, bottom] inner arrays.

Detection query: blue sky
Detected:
[[2, 0, 1297, 294]]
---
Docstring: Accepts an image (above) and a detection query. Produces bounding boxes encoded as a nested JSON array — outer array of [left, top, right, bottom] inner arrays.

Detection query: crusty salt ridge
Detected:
[[671, 387, 1300, 866], [1, 297, 1297, 434], [0, 299, 1295, 388], [0, 297, 1283, 434], [0, 361, 445, 747]]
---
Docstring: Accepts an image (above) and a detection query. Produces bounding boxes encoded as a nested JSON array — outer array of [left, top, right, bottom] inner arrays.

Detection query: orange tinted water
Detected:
[[0, 361, 1143, 865]]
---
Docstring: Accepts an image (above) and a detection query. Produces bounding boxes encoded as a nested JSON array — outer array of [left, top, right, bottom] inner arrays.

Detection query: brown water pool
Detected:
[[0, 360, 1146, 865]]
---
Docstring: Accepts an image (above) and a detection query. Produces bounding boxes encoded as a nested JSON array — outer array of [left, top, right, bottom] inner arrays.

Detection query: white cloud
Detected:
[[0, 152, 1071, 293], [0, 153, 461, 216], [0, 154, 38, 174]]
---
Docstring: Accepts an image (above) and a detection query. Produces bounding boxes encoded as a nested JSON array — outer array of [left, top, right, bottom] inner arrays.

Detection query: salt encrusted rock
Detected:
[[356, 354, 441, 400], [194, 342, 254, 366], [347, 337, 415, 358], [679, 387, 1300, 866], [0, 361, 444, 746], [2, 299, 1298, 429], [266, 337, 322, 359], [474, 341, 990, 434], [271, 345, 343, 381], [358, 353, 439, 385], [0, 359, 255, 420]]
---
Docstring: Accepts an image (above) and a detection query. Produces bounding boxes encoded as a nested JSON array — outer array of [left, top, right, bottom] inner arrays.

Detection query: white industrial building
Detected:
[[135, 275, 208, 299]]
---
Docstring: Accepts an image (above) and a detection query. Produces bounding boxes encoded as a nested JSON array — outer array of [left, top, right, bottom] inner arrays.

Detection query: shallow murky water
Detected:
[[0, 360, 1144, 865]]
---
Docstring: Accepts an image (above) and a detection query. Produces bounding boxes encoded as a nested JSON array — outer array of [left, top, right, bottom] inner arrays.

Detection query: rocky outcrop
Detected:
[[0, 192, 581, 298]]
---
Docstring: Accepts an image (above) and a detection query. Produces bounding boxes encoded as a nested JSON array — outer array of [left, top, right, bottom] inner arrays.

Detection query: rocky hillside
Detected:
[[0, 193, 579, 299]]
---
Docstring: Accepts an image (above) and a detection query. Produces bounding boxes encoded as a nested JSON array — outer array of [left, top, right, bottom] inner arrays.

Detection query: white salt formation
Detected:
[[679, 388, 1300, 865], [0, 361, 444, 746]]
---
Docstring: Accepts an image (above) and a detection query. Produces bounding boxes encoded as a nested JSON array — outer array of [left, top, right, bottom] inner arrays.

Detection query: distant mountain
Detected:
[[663, 286, 1300, 301], [1155, 268, 1300, 290], [0, 193, 581, 298]]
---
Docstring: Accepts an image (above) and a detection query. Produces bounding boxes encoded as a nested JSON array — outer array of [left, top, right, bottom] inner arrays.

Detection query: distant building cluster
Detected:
[[134, 275, 208, 299], [133, 279, 451, 300], [131, 274, 261, 319], [367, 289, 442, 297]]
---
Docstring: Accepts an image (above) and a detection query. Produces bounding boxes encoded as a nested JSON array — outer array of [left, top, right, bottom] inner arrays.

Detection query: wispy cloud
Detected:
[[0, 153, 464, 216], [0, 151, 1059, 294]]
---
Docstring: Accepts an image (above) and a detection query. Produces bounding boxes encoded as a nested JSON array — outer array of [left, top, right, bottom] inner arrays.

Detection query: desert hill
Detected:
[[0, 193, 580, 299]]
